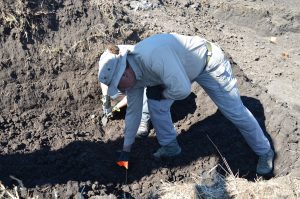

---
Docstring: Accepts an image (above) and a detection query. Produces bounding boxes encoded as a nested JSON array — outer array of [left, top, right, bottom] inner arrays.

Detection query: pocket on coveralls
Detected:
[[148, 99, 173, 113], [209, 59, 237, 92]]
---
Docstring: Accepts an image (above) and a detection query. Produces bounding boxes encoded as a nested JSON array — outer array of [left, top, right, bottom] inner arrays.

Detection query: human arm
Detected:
[[122, 87, 144, 152], [114, 96, 127, 110], [100, 83, 128, 115]]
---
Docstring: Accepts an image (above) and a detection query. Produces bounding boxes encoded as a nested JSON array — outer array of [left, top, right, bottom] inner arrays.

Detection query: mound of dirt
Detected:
[[0, 0, 299, 198]]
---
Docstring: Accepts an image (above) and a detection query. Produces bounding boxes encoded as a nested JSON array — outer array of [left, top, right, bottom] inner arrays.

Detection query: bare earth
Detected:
[[0, 0, 299, 198]]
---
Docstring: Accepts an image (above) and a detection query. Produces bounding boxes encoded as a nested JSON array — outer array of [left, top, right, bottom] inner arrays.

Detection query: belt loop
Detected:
[[205, 42, 212, 66]]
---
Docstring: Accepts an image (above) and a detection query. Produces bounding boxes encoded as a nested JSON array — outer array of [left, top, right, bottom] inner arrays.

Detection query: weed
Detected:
[[0, 0, 55, 46]]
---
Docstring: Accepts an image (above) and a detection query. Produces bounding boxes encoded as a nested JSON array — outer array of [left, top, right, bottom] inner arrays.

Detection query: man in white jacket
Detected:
[[98, 33, 274, 175]]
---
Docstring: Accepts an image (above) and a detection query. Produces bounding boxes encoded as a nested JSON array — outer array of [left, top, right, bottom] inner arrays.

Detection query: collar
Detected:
[[127, 54, 143, 81]]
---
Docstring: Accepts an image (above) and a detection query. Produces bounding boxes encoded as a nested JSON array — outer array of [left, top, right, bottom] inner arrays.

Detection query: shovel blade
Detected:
[[101, 116, 108, 127]]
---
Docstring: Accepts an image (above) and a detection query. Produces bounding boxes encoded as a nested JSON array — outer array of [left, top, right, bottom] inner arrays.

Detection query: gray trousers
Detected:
[[148, 43, 270, 155], [141, 90, 150, 123]]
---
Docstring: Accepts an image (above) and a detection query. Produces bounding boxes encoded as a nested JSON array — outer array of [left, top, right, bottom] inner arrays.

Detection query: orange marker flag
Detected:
[[117, 161, 128, 169]]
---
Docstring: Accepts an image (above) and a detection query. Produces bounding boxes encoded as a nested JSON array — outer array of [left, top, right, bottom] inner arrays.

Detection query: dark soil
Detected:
[[0, 0, 299, 198]]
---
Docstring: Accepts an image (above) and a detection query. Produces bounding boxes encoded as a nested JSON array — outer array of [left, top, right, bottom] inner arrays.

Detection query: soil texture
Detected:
[[0, 0, 299, 198]]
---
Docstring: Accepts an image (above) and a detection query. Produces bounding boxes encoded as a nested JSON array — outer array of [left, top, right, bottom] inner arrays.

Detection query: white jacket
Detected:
[[125, 33, 209, 146]]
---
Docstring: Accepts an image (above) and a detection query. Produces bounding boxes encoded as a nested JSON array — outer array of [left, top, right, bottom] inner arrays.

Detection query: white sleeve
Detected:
[[123, 87, 144, 146]]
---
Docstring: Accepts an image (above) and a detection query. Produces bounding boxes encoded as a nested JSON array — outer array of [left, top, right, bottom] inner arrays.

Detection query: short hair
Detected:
[[107, 44, 119, 55]]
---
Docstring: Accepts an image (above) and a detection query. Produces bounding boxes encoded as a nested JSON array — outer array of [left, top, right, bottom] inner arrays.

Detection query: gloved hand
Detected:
[[101, 95, 112, 117], [116, 151, 130, 169], [146, 85, 165, 100], [112, 106, 120, 113]]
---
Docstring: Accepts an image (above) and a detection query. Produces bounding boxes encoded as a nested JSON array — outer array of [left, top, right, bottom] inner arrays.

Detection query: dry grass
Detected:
[[226, 174, 300, 199], [89, 0, 117, 8], [152, 173, 300, 199], [153, 136, 300, 199], [152, 182, 198, 199], [89, 0, 105, 7], [2, 173, 299, 199], [0, 183, 39, 199], [0, 176, 39, 199], [0, 0, 50, 41], [89, 0, 113, 11], [0, 182, 19, 199]]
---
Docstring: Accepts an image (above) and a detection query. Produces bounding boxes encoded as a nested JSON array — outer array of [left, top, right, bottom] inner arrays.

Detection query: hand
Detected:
[[146, 85, 165, 100], [116, 151, 130, 169], [112, 106, 120, 113]]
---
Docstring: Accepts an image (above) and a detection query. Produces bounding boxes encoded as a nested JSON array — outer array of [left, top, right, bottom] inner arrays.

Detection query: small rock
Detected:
[[86, 180, 92, 186], [88, 190, 95, 197], [130, 1, 152, 11], [11, 143, 19, 151], [122, 1, 130, 6], [26, 70, 35, 79], [0, 116, 5, 123], [66, 181, 79, 198], [90, 194, 117, 199], [123, 15, 130, 23], [12, 115, 19, 122], [52, 189, 59, 199], [11, 143, 25, 150], [74, 192, 83, 199], [270, 37, 277, 43], [281, 52, 289, 60], [131, 183, 140, 191], [122, 185, 130, 192], [142, 181, 150, 190]]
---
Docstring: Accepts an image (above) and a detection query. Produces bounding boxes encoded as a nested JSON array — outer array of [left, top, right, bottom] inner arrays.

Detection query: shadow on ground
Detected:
[[0, 97, 274, 190], [0, 96, 275, 191]]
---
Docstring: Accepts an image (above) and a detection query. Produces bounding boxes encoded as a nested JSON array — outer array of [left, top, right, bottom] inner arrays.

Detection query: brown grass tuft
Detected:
[[226, 174, 300, 199], [151, 173, 300, 199]]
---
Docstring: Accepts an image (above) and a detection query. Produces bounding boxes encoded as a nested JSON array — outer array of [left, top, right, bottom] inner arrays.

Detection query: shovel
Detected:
[[101, 115, 109, 127]]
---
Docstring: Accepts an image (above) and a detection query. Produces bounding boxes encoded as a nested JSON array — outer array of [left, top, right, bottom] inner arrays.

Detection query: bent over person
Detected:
[[98, 33, 274, 175], [98, 45, 150, 137]]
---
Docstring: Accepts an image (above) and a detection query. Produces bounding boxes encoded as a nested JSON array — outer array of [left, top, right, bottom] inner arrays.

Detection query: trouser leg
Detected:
[[147, 99, 176, 146], [141, 89, 150, 123], [195, 44, 270, 155]]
